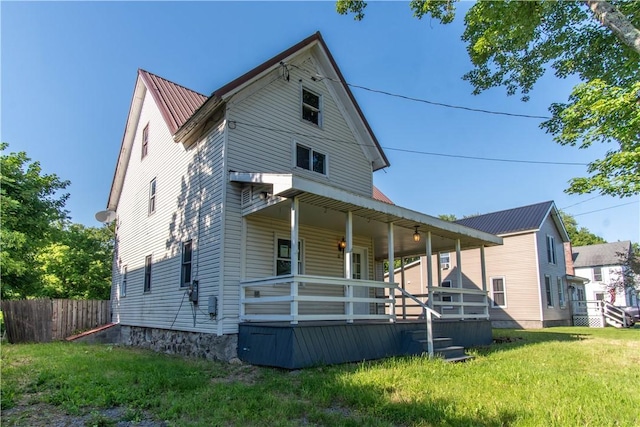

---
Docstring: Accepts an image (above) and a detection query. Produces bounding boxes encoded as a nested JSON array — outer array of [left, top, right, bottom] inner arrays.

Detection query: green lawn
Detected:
[[2, 327, 639, 426]]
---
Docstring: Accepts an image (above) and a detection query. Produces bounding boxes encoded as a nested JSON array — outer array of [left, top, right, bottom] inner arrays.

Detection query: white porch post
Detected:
[[425, 231, 434, 357], [290, 197, 299, 324], [345, 211, 354, 323], [480, 245, 488, 318], [426, 232, 433, 309], [456, 239, 463, 318], [388, 222, 396, 322], [400, 257, 406, 319]]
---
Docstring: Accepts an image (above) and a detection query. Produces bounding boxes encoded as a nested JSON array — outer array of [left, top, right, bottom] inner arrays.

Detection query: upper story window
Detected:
[[181, 240, 193, 288], [440, 253, 450, 269], [296, 144, 326, 175], [593, 267, 603, 282], [546, 235, 557, 264], [302, 88, 321, 126], [148, 178, 157, 215], [141, 123, 149, 159]]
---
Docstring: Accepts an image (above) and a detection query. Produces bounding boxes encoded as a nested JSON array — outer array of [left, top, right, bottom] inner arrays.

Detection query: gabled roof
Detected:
[[572, 241, 631, 268], [454, 201, 570, 241], [138, 69, 207, 134], [373, 186, 393, 204]]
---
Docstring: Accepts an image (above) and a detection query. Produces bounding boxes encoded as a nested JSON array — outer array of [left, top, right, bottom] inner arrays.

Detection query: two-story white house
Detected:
[[105, 32, 502, 368]]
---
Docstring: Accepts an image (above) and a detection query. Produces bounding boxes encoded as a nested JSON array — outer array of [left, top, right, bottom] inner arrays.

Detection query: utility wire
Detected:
[[230, 120, 589, 166], [287, 63, 551, 120], [571, 201, 638, 217], [560, 195, 603, 210]]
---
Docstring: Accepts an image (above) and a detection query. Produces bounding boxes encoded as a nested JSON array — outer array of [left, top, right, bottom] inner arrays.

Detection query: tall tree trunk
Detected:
[[585, 0, 640, 55]]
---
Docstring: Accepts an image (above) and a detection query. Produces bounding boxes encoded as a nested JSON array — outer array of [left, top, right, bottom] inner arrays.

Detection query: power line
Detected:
[[287, 63, 551, 120], [230, 120, 588, 166], [560, 195, 603, 210], [571, 201, 638, 217]]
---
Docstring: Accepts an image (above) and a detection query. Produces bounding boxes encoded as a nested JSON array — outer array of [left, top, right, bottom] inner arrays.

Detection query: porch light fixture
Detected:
[[413, 226, 421, 243], [338, 237, 346, 252]]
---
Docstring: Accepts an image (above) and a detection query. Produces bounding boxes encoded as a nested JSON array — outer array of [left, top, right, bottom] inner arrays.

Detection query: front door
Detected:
[[352, 247, 369, 314]]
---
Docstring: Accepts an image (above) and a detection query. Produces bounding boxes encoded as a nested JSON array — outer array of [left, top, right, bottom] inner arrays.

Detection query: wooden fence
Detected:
[[1, 299, 110, 343]]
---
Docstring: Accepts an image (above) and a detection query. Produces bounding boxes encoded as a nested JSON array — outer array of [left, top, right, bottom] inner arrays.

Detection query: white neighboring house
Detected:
[[104, 32, 502, 368], [573, 241, 638, 307]]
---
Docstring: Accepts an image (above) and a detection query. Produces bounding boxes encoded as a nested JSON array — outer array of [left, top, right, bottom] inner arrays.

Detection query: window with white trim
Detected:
[[557, 276, 566, 308], [301, 87, 321, 126], [440, 253, 450, 269], [546, 235, 557, 264], [121, 266, 127, 297], [276, 238, 303, 276], [144, 255, 152, 293], [148, 178, 157, 215], [296, 144, 326, 175], [141, 123, 149, 159], [181, 240, 193, 288], [593, 267, 602, 282], [545, 275, 553, 307], [491, 277, 506, 307]]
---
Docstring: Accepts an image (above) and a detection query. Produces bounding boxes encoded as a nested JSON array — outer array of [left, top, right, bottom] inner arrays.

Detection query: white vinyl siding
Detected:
[[112, 88, 225, 334], [224, 56, 374, 197]]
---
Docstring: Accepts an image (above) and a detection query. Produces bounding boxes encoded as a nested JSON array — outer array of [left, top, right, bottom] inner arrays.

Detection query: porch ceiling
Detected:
[[230, 173, 502, 259]]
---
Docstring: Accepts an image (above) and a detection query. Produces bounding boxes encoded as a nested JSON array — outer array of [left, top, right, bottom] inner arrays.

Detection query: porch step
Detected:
[[402, 330, 473, 362]]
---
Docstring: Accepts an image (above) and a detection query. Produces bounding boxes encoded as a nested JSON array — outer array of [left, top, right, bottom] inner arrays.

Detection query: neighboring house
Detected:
[[105, 32, 502, 368], [573, 241, 638, 307], [395, 201, 575, 328]]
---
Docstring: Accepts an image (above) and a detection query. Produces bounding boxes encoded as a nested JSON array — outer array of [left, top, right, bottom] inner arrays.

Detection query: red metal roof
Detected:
[[138, 69, 208, 134], [373, 186, 393, 204]]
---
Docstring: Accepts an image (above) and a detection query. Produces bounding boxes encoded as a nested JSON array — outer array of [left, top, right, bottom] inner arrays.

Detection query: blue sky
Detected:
[[2, 1, 638, 245]]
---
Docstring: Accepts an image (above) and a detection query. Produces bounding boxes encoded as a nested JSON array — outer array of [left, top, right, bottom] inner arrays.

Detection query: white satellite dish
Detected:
[[95, 209, 117, 223]]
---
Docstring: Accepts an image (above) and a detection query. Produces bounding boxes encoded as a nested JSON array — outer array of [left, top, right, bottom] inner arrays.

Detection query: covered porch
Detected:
[[231, 173, 502, 367]]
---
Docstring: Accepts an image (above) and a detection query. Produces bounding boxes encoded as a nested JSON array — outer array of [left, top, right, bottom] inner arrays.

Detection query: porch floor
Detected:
[[238, 319, 491, 369]]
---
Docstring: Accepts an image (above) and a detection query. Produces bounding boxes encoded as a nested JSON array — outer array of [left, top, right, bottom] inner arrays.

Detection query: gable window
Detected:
[[301, 88, 321, 126], [144, 255, 152, 293], [141, 123, 149, 159], [545, 275, 553, 307], [440, 253, 450, 269], [296, 144, 326, 175], [557, 277, 566, 308], [181, 240, 193, 288], [546, 235, 557, 264], [148, 178, 157, 215], [593, 267, 603, 282], [491, 277, 506, 308], [121, 266, 127, 297], [276, 238, 303, 276]]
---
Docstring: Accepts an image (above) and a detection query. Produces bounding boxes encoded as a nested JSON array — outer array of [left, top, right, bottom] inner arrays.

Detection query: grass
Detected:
[[2, 327, 639, 426]]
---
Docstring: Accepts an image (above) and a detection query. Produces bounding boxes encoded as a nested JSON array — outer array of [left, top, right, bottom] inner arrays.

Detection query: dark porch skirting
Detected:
[[238, 319, 491, 369]]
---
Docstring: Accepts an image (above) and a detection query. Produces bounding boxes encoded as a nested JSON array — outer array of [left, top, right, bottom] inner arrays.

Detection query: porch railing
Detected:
[[394, 287, 490, 321], [571, 300, 633, 328], [240, 275, 397, 324]]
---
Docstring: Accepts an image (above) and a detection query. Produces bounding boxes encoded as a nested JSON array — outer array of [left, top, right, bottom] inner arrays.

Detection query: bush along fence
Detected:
[[1, 299, 110, 343]]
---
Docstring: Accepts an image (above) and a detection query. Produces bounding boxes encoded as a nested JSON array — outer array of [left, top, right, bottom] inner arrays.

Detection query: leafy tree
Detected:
[[438, 214, 457, 222], [1, 143, 69, 299], [38, 223, 114, 300], [559, 211, 607, 246], [337, 0, 640, 197]]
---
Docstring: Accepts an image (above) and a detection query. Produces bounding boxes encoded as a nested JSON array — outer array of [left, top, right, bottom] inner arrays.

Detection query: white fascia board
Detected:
[[229, 172, 294, 195], [108, 78, 146, 211]]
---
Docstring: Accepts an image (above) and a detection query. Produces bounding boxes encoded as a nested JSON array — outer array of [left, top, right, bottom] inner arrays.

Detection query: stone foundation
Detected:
[[120, 326, 237, 362]]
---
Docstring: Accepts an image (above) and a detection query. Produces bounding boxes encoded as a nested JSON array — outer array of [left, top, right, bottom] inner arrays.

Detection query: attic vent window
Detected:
[[241, 187, 252, 207], [302, 88, 321, 126]]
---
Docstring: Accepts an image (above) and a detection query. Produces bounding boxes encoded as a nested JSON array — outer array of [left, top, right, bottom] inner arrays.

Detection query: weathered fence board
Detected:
[[1, 299, 110, 343]]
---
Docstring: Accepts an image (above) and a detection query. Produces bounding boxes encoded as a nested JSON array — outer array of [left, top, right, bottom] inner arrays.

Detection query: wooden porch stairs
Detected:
[[403, 329, 474, 363]]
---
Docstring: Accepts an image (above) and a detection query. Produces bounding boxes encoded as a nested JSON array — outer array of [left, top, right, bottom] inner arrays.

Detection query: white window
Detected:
[[276, 238, 303, 276], [181, 240, 193, 288], [546, 235, 556, 264], [301, 87, 321, 126], [491, 277, 506, 308], [144, 255, 152, 293], [141, 123, 149, 159], [593, 267, 602, 282], [440, 253, 450, 269], [121, 266, 127, 297], [148, 178, 157, 215], [296, 143, 326, 175], [557, 277, 565, 308], [545, 275, 554, 307]]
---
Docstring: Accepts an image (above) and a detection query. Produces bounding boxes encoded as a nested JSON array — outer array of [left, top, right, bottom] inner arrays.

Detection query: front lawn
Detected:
[[2, 326, 639, 426]]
